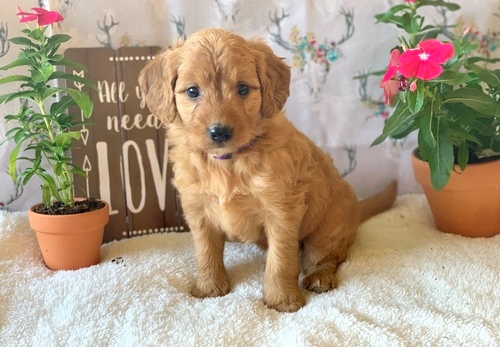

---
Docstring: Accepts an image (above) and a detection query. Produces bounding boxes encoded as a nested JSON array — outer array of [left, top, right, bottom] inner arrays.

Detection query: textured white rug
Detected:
[[0, 194, 499, 347]]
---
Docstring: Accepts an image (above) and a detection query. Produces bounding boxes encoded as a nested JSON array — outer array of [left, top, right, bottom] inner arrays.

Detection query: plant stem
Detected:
[[36, 99, 74, 206]]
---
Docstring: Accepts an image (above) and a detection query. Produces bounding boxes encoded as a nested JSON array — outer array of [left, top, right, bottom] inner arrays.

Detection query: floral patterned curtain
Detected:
[[1, 0, 498, 211]]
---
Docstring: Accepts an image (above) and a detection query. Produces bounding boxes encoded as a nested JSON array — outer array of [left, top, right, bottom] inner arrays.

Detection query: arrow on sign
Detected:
[[83, 155, 92, 197]]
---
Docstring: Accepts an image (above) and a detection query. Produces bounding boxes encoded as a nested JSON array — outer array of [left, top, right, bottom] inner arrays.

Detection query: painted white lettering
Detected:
[[136, 86, 146, 109], [96, 141, 119, 215], [106, 113, 162, 132], [118, 81, 129, 103], [146, 139, 169, 211], [122, 140, 146, 213], [97, 80, 115, 103], [107, 116, 119, 132], [97, 80, 129, 104]]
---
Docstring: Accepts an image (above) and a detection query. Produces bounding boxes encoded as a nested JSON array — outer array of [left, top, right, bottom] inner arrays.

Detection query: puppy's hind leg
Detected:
[[301, 180, 397, 293], [301, 219, 357, 293]]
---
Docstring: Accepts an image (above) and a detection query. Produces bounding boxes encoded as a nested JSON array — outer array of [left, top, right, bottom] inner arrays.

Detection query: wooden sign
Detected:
[[65, 47, 187, 243]]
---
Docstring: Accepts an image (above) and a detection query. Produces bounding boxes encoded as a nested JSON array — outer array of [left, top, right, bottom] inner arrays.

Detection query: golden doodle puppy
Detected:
[[139, 28, 397, 312]]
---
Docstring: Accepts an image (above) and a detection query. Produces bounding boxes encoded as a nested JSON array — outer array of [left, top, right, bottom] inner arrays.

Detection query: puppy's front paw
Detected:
[[191, 277, 230, 298], [303, 267, 338, 293], [263, 290, 306, 313]]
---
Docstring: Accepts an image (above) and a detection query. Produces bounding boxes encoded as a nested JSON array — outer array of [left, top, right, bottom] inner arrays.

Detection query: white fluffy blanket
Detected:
[[1, 195, 499, 347]]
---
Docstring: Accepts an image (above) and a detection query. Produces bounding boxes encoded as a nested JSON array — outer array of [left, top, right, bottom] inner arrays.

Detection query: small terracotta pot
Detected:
[[412, 150, 500, 237], [28, 200, 110, 270]]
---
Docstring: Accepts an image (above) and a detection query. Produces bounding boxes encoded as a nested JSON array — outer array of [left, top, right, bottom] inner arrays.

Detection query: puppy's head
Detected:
[[138, 28, 290, 156]]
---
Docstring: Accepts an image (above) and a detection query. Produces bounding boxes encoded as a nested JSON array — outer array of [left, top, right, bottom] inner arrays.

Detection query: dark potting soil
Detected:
[[415, 149, 500, 165], [456, 151, 500, 165], [32, 198, 105, 215]]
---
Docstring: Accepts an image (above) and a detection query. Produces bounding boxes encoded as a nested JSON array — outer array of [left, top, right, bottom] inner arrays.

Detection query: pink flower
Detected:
[[380, 49, 400, 105], [381, 49, 400, 84], [398, 39, 454, 80], [405, 0, 416, 3], [16, 7, 63, 26], [381, 79, 400, 106]]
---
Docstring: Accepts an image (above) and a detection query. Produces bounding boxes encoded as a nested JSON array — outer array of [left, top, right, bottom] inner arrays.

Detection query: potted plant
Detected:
[[371, 0, 500, 237], [0, 7, 109, 269]]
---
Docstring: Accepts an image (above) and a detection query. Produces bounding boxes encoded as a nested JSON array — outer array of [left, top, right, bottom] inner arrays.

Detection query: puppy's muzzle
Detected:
[[208, 124, 233, 143]]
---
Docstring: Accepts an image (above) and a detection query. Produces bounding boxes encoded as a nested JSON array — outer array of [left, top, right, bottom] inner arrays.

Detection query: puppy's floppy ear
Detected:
[[248, 39, 291, 117], [138, 42, 183, 123]]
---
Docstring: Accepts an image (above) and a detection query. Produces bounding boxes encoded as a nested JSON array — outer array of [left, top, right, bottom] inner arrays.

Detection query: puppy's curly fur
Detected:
[[139, 28, 397, 312]]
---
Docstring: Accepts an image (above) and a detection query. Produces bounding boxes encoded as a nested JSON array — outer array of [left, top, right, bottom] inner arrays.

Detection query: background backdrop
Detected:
[[1, 0, 499, 211]]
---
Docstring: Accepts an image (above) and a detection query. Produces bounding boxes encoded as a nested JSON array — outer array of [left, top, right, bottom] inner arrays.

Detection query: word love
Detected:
[[97, 139, 169, 215]]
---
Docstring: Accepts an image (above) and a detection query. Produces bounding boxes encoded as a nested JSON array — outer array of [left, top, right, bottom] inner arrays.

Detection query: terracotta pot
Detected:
[[411, 150, 500, 237], [28, 200, 110, 270]]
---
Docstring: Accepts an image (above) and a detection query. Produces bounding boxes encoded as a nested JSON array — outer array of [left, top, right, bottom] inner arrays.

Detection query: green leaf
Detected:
[[54, 160, 63, 176], [445, 104, 478, 125], [428, 117, 454, 190], [49, 95, 76, 115], [457, 140, 468, 171], [433, 70, 472, 85], [0, 75, 32, 85], [9, 36, 39, 48], [54, 132, 81, 148], [448, 122, 482, 146], [31, 63, 55, 84], [0, 90, 37, 104], [13, 129, 29, 144], [419, 107, 436, 148], [42, 184, 52, 206], [415, 27, 442, 41], [4, 126, 21, 140], [417, 130, 431, 163], [66, 89, 94, 118], [8, 143, 22, 181], [46, 34, 71, 46], [402, 13, 420, 35], [455, 40, 478, 57], [69, 165, 87, 178], [31, 149, 42, 173], [372, 102, 415, 146], [443, 88, 498, 116], [418, 0, 460, 11], [465, 64, 500, 88], [408, 80, 425, 114], [39, 171, 61, 206], [36, 139, 55, 151], [375, 5, 408, 24], [49, 54, 64, 62], [54, 58, 90, 72], [0, 57, 33, 70], [48, 71, 97, 91], [391, 121, 418, 139], [467, 57, 500, 64], [42, 87, 63, 102], [28, 27, 46, 41]]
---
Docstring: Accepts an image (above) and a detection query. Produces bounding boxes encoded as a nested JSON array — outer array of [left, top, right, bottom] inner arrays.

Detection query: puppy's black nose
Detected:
[[208, 125, 233, 143]]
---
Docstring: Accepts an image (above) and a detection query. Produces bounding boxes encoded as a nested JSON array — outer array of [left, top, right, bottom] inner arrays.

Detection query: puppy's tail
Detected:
[[359, 180, 398, 223]]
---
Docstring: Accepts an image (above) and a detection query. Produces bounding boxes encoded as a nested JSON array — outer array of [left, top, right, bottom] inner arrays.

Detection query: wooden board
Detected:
[[65, 47, 187, 243]]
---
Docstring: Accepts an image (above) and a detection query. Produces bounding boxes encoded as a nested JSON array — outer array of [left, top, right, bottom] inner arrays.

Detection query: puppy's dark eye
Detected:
[[237, 84, 249, 96], [186, 86, 200, 99]]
